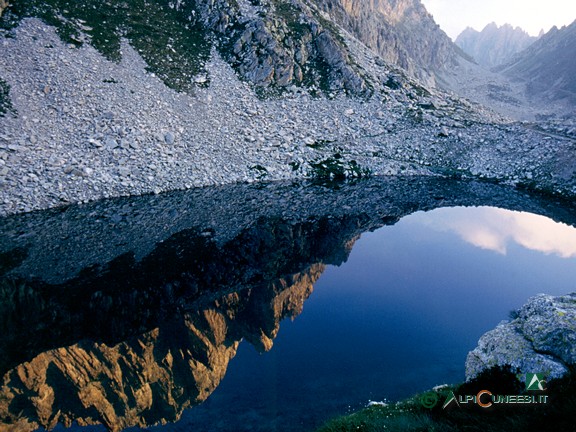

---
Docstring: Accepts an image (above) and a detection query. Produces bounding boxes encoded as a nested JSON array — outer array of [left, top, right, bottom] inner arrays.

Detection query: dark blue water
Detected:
[[138, 206, 576, 432], [49, 206, 576, 432]]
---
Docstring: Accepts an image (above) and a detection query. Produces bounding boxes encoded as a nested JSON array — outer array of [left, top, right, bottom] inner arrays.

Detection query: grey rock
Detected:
[[466, 293, 576, 381], [499, 21, 576, 106], [105, 138, 118, 149], [438, 127, 450, 137], [110, 214, 123, 223], [164, 132, 175, 145], [89, 138, 103, 148], [118, 167, 131, 177]]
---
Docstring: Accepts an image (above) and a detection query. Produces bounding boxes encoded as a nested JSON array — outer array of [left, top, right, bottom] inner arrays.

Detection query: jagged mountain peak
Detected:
[[455, 21, 537, 68], [308, 0, 468, 87], [499, 19, 576, 106]]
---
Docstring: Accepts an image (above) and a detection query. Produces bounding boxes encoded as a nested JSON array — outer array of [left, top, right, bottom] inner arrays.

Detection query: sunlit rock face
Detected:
[[0, 0, 8, 17], [0, 266, 322, 432]]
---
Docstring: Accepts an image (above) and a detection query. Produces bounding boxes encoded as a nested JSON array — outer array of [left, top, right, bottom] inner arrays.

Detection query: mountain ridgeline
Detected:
[[455, 23, 538, 68], [497, 20, 576, 106]]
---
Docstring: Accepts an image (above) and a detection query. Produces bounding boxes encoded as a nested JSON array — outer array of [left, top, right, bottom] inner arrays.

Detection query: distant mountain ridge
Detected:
[[455, 22, 537, 68], [498, 20, 576, 106]]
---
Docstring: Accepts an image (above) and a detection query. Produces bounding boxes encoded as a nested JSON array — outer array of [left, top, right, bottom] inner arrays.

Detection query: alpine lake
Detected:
[[1, 177, 575, 432]]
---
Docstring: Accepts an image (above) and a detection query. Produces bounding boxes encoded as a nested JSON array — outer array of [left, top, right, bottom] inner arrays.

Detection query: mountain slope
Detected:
[[498, 20, 576, 106], [455, 23, 537, 68], [1, 0, 576, 216], [310, 0, 470, 87]]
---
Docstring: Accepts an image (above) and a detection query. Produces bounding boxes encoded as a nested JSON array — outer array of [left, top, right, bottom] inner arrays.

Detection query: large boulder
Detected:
[[466, 293, 576, 381]]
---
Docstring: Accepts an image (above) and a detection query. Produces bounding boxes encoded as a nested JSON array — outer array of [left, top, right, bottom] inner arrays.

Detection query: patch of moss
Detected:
[[0, 77, 16, 117], [305, 138, 335, 149], [272, 0, 308, 40], [310, 154, 370, 180]]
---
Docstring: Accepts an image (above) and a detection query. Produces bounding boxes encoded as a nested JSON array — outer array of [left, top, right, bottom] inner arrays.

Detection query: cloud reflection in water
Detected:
[[408, 206, 576, 258]]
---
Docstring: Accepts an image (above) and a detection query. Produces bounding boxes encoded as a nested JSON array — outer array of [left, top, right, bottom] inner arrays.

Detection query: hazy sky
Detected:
[[421, 0, 576, 40]]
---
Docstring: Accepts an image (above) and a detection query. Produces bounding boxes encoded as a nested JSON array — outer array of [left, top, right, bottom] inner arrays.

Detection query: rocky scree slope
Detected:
[[455, 23, 537, 69], [0, 0, 576, 216]]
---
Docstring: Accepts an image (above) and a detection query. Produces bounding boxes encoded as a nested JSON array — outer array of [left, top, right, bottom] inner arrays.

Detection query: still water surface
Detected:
[[117, 206, 576, 432]]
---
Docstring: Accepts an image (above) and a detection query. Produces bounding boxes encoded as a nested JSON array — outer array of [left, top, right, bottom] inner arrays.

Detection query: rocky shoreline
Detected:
[[466, 293, 576, 381], [1, 18, 576, 216]]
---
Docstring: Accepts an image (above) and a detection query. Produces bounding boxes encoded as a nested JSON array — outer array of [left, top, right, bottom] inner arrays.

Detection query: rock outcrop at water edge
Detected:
[[466, 293, 576, 381]]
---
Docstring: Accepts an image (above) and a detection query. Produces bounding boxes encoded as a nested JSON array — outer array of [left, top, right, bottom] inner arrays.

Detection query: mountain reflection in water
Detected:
[[1, 177, 576, 432]]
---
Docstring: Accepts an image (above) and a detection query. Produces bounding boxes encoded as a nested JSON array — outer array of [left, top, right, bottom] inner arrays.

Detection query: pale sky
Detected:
[[420, 0, 576, 40]]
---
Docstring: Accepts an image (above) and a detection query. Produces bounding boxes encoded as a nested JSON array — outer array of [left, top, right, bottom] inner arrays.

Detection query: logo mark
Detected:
[[420, 392, 439, 409], [442, 391, 461, 409], [526, 373, 547, 391]]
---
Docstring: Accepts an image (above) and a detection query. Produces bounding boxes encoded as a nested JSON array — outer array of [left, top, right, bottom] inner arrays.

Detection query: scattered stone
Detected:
[[105, 138, 118, 149], [118, 167, 131, 177], [164, 132, 175, 145], [0, 17, 574, 218], [438, 127, 450, 137], [89, 138, 103, 148], [110, 214, 123, 223]]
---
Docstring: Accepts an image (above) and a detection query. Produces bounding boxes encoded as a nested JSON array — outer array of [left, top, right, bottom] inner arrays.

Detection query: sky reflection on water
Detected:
[[164, 206, 576, 432]]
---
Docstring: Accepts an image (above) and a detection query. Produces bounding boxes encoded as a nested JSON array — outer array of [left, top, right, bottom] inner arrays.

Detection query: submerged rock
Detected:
[[466, 293, 576, 380]]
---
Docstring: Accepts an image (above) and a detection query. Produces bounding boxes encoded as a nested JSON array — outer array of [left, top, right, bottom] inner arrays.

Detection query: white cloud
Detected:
[[411, 206, 576, 258], [421, 0, 576, 40]]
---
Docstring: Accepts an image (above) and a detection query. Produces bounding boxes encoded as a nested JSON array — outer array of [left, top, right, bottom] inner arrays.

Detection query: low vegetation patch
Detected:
[[309, 154, 371, 180], [0, 78, 15, 117], [1, 0, 211, 92], [318, 365, 576, 432]]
